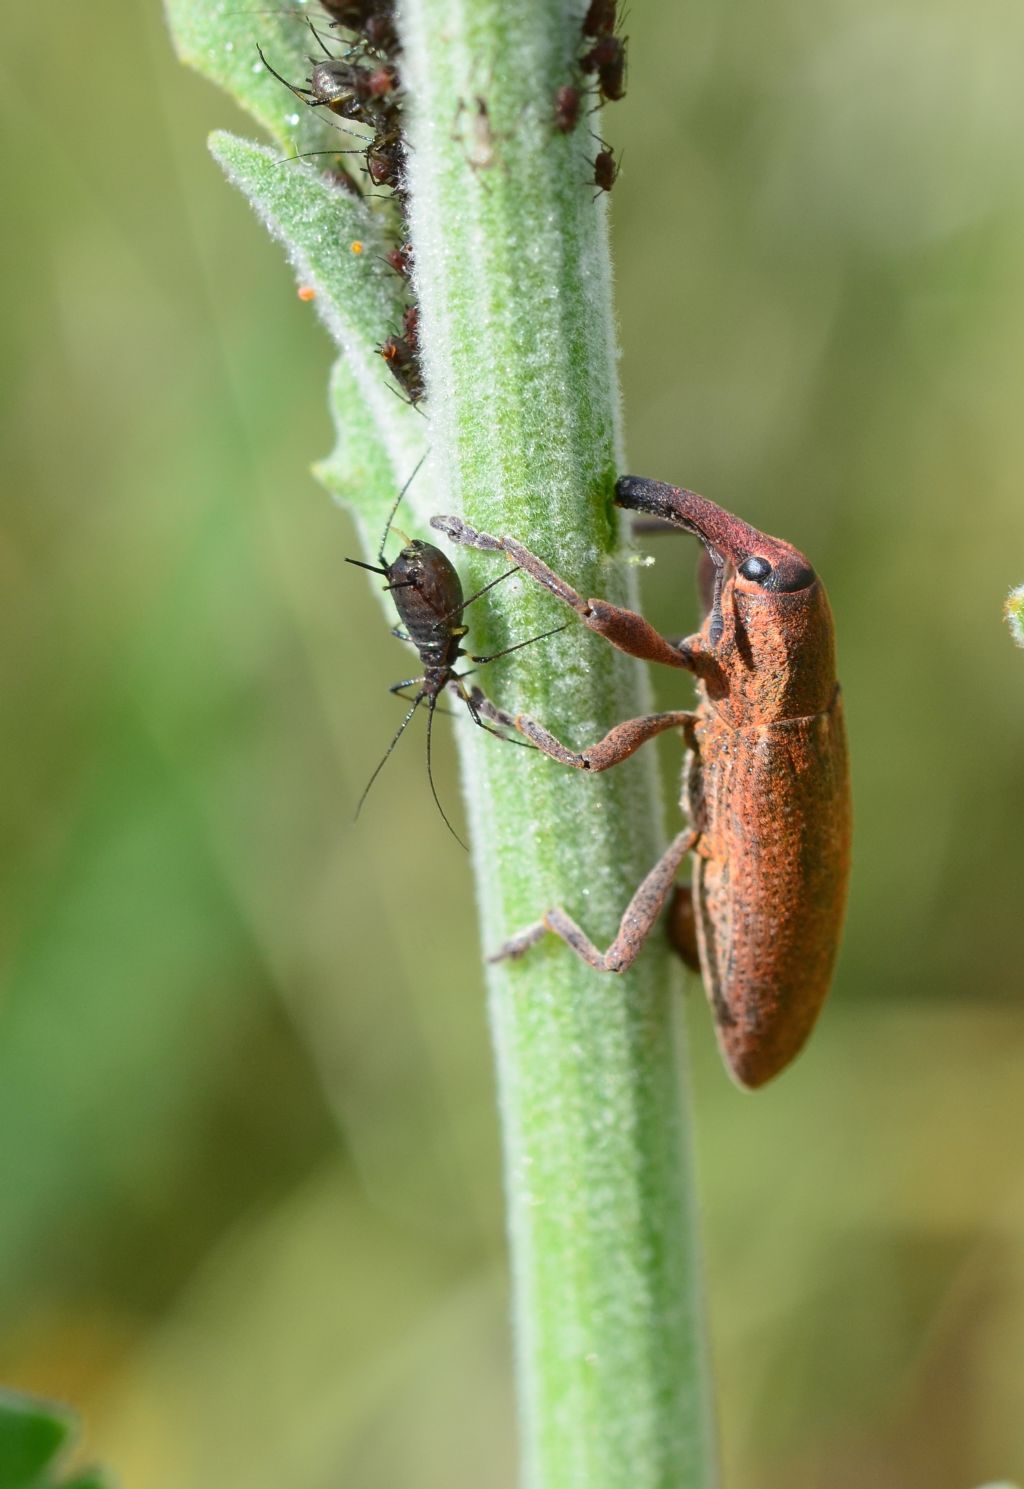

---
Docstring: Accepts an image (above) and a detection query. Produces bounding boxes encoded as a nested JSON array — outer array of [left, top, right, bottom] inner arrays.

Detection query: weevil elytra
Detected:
[[430, 478, 851, 1087]]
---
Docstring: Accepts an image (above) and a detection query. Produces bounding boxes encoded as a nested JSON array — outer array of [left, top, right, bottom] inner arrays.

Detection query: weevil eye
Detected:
[[739, 555, 773, 582]]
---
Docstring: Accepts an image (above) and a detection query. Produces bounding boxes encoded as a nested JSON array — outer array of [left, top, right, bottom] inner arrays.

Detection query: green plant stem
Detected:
[[165, 0, 719, 1478], [401, 2, 718, 1484]]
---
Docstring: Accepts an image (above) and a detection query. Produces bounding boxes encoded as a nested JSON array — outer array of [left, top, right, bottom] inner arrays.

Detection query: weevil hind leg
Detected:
[[666, 884, 701, 972], [490, 828, 699, 973]]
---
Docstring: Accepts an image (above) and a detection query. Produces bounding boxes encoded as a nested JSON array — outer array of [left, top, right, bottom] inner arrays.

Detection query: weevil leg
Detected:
[[464, 686, 694, 770], [491, 829, 700, 972], [447, 679, 534, 746], [458, 683, 518, 733], [431, 515, 698, 672], [666, 884, 701, 972], [517, 710, 696, 771]]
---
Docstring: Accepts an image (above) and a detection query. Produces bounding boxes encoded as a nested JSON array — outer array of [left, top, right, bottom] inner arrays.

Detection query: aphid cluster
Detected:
[[259, 1, 424, 405], [580, 0, 627, 104], [552, 1, 627, 196], [378, 303, 423, 405]]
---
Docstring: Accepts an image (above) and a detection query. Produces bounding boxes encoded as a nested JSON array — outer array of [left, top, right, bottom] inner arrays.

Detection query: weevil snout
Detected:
[[615, 476, 816, 593]]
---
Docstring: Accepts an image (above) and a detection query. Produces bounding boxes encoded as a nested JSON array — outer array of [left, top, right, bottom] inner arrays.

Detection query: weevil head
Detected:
[[615, 476, 835, 721], [615, 476, 816, 593]]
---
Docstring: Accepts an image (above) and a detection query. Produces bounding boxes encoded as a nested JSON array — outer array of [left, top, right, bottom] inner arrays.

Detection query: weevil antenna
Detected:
[[377, 451, 430, 566], [355, 694, 422, 820], [425, 694, 467, 849], [707, 548, 727, 646]]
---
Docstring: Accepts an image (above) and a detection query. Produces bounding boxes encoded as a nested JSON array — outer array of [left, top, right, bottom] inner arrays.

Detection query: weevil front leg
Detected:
[[495, 828, 700, 972], [431, 515, 699, 673]]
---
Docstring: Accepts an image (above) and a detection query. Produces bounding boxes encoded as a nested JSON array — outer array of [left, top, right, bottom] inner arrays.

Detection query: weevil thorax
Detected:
[[703, 573, 837, 726], [388, 540, 466, 675]]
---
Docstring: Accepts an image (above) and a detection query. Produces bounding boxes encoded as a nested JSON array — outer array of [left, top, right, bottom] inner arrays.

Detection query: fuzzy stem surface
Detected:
[[400, 2, 718, 1484]]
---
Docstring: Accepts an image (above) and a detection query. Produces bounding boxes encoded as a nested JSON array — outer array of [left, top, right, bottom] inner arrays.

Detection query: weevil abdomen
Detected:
[[687, 687, 851, 1087]]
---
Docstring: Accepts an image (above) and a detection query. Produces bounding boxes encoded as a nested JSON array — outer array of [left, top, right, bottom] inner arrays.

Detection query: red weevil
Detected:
[[431, 478, 852, 1088]]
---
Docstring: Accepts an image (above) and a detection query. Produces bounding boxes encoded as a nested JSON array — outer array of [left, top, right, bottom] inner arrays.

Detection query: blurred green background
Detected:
[[2, 1, 1023, 1485]]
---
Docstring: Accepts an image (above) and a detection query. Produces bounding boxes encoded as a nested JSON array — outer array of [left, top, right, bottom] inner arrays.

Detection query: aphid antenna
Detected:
[[256, 42, 313, 103], [374, 450, 430, 565], [274, 145, 368, 168], [425, 697, 467, 848], [305, 16, 336, 55]]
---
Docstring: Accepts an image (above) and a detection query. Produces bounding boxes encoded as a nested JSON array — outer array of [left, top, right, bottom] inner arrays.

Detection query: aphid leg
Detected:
[[393, 685, 457, 716], [468, 621, 569, 665], [451, 682, 533, 746], [431, 515, 696, 672], [491, 828, 699, 972], [460, 684, 518, 733]]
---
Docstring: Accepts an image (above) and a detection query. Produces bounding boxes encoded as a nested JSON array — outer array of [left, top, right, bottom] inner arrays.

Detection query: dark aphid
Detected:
[[376, 303, 423, 404], [377, 325, 424, 405], [321, 0, 398, 55], [308, 56, 399, 120], [345, 461, 566, 844], [591, 141, 620, 195], [401, 303, 419, 350], [582, 0, 617, 37], [257, 44, 362, 121], [553, 82, 581, 134], [307, 58, 367, 117], [365, 124, 405, 188], [581, 34, 627, 101], [257, 24, 401, 131], [383, 240, 413, 278], [363, 61, 398, 99]]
